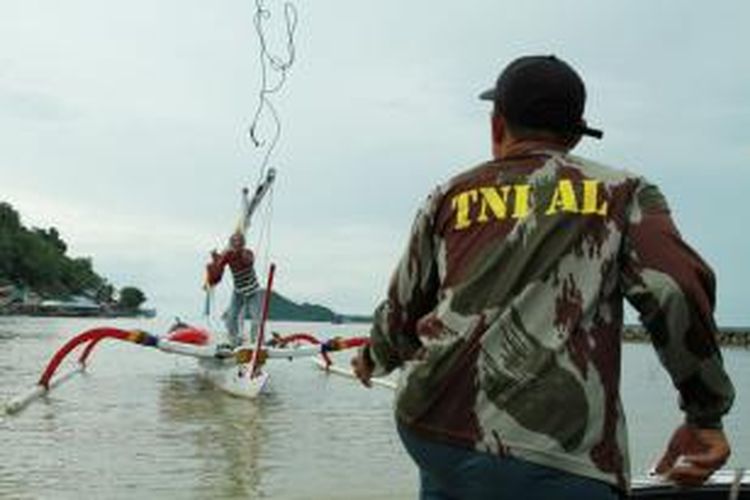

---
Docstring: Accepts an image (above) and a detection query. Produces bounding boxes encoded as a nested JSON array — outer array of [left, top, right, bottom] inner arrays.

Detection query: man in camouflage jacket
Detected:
[[352, 55, 734, 498]]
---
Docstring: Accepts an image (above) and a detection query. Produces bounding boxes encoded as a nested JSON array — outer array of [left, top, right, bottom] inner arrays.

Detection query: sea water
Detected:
[[0, 316, 747, 499]]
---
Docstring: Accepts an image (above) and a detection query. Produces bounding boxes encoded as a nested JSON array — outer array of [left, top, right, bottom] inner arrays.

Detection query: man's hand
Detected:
[[654, 424, 731, 486], [350, 347, 375, 388]]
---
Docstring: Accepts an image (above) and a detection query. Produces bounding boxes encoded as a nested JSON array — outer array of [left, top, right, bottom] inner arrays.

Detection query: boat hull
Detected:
[[198, 357, 269, 399], [630, 468, 749, 498]]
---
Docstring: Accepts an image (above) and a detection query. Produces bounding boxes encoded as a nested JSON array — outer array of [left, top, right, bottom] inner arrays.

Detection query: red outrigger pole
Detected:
[[251, 262, 276, 377], [38, 328, 149, 388], [2, 327, 157, 415]]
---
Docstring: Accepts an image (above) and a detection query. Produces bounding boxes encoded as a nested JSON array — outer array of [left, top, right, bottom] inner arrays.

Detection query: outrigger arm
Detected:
[[2, 325, 369, 416]]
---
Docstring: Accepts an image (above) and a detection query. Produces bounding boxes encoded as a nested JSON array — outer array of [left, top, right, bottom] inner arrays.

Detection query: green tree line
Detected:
[[0, 201, 142, 307]]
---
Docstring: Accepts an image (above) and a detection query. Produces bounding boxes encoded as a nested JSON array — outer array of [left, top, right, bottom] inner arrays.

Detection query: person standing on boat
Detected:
[[206, 231, 263, 347], [351, 55, 735, 498]]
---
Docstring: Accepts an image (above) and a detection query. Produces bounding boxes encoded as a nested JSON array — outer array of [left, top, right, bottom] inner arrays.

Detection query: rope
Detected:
[[242, 0, 297, 311], [199, 2, 296, 321], [729, 467, 745, 500], [254, 184, 275, 272], [247, 0, 298, 185]]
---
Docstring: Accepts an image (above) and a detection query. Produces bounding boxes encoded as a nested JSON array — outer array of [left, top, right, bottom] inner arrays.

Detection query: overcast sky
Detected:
[[1, 1, 748, 325]]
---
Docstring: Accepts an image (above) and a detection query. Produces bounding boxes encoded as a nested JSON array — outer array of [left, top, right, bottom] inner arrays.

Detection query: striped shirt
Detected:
[[231, 265, 259, 295], [206, 248, 260, 296]]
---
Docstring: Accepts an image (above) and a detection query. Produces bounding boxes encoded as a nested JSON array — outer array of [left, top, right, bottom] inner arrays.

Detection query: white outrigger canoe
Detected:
[[2, 324, 369, 415]]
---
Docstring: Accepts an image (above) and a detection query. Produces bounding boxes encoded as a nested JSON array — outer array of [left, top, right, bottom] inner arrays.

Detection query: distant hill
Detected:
[[266, 291, 371, 323]]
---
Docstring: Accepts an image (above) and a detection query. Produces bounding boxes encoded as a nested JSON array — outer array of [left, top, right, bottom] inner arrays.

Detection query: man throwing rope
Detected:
[[206, 231, 263, 348]]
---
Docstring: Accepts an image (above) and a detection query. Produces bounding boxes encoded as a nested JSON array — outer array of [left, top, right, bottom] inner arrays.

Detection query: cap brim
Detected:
[[479, 88, 496, 101], [576, 124, 604, 139]]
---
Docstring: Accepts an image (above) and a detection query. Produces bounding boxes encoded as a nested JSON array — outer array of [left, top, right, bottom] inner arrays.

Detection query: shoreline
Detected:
[[623, 325, 750, 348], [1, 314, 747, 348], [0, 307, 156, 319]]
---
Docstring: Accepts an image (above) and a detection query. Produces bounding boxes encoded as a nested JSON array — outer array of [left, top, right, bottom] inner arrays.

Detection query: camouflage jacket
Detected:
[[366, 149, 735, 489]]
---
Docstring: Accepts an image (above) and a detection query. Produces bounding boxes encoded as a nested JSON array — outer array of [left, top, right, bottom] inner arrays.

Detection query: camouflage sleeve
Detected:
[[366, 193, 441, 377], [621, 178, 735, 428]]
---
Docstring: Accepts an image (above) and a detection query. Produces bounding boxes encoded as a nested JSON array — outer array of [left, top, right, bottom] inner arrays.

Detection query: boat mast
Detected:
[[238, 167, 276, 235]]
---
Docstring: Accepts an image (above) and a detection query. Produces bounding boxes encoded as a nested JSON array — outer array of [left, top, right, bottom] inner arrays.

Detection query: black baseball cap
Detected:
[[479, 55, 603, 139]]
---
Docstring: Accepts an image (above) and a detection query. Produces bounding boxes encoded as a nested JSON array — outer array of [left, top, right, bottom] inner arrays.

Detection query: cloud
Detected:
[[1, 0, 748, 323]]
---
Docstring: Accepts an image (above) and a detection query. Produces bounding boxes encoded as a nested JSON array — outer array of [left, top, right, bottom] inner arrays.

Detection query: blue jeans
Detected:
[[222, 290, 264, 346], [397, 423, 619, 500]]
